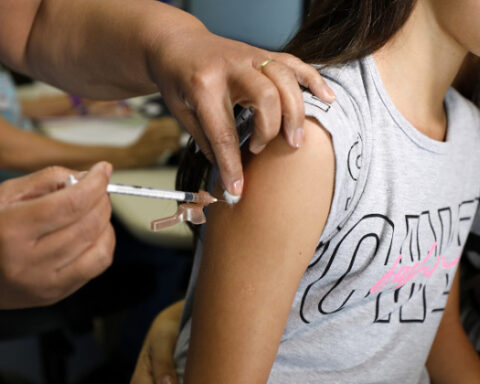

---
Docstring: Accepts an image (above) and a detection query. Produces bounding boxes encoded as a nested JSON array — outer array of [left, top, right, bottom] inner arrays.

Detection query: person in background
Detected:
[[0, 116, 180, 172], [0, 0, 333, 309], [136, 57, 480, 384], [0, 67, 181, 173]]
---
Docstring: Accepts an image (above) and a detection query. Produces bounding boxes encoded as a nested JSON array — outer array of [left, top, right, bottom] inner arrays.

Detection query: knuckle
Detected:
[[72, 212, 107, 252], [220, 158, 242, 177], [190, 65, 220, 91], [78, 220, 102, 250], [95, 249, 113, 276], [97, 226, 115, 271], [277, 52, 302, 67], [209, 129, 238, 149], [308, 66, 323, 81], [79, 170, 108, 200], [257, 85, 280, 107], [289, 98, 306, 123], [63, 192, 83, 219], [89, 169, 109, 193], [0, 260, 21, 284], [74, 265, 94, 287], [252, 121, 277, 143], [282, 91, 301, 113], [0, 243, 21, 282], [44, 165, 68, 180], [258, 124, 278, 141], [39, 276, 65, 304]]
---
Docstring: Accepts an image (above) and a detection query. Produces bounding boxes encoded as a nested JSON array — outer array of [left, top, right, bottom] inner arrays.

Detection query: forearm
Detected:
[[0, 121, 132, 171], [20, 95, 74, 119], [426, 269, 480, 383], [21, 0, 206, 99]]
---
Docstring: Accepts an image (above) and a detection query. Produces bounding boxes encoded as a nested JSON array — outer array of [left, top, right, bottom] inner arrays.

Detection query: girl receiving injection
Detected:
[[144, 0, 480, 382]]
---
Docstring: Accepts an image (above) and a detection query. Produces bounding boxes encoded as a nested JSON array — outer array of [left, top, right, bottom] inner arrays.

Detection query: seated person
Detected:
[[133, 0, 480, 383], [0, 67, 180, 173]]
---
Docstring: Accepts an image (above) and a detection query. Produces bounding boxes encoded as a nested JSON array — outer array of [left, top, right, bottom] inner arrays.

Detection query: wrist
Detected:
[[141, 5, 208, 87], [69, 96, 88, 115]]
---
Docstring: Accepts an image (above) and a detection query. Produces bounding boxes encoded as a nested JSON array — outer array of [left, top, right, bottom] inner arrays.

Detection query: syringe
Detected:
[[66, 175, 218, 205]]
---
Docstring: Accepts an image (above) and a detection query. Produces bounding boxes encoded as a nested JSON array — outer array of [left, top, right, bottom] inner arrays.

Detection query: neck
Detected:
[[373, 1, 467, 138]]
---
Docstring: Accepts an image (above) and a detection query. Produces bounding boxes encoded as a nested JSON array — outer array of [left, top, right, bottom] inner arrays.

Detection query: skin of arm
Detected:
[[0, 116, 180, 171], [20, 95, 130, 120], [0, 0, 166, 98], [184, 118, 335, 384], [0, 0, 335, 197], [426, 268, 480, 384], [131, 300, 185, 384], [20, 95, 75, 119]]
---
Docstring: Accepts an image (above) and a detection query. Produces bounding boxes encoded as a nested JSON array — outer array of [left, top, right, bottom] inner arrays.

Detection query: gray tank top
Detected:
[[175, 56, 480, 383]]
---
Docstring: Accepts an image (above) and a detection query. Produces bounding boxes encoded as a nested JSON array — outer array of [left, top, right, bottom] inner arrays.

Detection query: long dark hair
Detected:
[[176, 0, 417, 235], [285, 0, 416, 64]]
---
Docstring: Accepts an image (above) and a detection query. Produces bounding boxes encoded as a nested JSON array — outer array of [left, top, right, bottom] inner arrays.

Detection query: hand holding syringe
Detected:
[[67, 175, 220, 230]]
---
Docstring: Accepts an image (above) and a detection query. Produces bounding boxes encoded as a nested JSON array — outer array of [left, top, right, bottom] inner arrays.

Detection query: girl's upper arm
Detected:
[[184, 117, 336, 384]]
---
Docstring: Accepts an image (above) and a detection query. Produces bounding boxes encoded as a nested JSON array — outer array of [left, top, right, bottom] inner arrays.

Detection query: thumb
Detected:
[[0, 163, 112, 207], [130, 343, 178, 384], [0, 166, 75, 207], [156, 375, 177, 384], [152, 357, 178, 384]]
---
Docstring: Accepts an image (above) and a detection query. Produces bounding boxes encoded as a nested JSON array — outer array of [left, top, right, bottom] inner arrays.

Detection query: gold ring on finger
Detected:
[[260, 58, 273, 72]]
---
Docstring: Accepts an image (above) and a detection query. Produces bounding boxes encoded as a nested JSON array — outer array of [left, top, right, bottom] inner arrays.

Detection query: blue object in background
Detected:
[[157, 0, 184, 7], [186, 0, 305, 50]]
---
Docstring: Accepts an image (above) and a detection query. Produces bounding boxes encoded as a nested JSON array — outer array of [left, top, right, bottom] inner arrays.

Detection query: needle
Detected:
[[66, 175, 218, 205]]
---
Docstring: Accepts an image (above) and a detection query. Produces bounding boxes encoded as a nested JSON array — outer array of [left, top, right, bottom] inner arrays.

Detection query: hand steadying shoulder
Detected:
[[0, 0, 335, 196]]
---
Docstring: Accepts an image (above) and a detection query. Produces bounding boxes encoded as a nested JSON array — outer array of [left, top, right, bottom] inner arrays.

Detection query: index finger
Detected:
[[19, 162, 112, 238], [0, 165, 78, 207], [272, 52, 336, 103], [194, 92, 244, 196]]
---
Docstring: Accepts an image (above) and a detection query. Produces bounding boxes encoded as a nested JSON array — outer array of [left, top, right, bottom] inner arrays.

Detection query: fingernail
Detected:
[[249, 142, 266, 154], [292, 128, 304, 148], [230, 178, 243, 196], [102, 162, 113, 178], [159, 376, 173, 384]]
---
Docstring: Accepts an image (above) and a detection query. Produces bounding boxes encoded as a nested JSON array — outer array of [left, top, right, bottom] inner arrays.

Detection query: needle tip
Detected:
[[196, 191, 218, 205]]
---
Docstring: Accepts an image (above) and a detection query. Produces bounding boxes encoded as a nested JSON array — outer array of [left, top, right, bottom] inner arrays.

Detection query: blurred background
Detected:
[[0, 1, 478, 384]]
